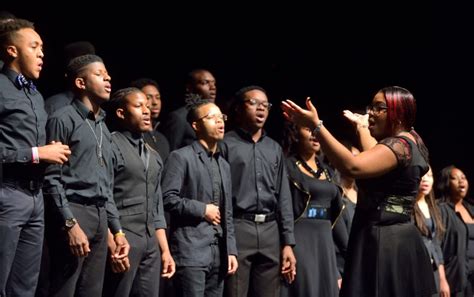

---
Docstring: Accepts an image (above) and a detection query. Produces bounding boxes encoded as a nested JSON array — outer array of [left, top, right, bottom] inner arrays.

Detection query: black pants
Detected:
[[225, 219, 281, 297], [103, 231, 161, 297], [0, 184, 44, 297], [174, 244, 223, 297], [46, 202, 108, 297]]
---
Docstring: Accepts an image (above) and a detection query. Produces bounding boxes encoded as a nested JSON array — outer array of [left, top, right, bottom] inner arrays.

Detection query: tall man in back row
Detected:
[[221, 86, 296, 297], [0, 18, 71, 297]]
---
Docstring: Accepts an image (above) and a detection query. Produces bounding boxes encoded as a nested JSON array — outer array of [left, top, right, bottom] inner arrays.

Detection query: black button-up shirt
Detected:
[[43, 99, 121, 233], [220, 128, 295, 245], [0, 68, 47, 180]]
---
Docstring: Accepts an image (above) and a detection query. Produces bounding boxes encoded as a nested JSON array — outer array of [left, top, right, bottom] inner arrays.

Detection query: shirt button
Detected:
[[258, 187, 262, 191]]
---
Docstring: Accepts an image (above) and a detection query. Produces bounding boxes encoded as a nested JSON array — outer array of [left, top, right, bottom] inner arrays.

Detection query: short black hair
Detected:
[[185, 93, 212, 124], [0, 11, 16, 22], [104, 87, 142, 131], [130, 78, 160, 92], [234, 85, 267, 102], [66, 54, 103, 78], [186, 68, 210, 84]]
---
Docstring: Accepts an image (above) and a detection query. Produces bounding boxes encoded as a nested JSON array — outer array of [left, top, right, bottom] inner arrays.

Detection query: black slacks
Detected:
[[225, 219, 281, 297], [0, 184, 44, 297], [46, 202, 108, 297]]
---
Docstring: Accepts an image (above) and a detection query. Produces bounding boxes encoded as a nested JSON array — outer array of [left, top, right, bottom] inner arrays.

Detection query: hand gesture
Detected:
[[343, 110, 369, 129], [281, 97, 320, 129]]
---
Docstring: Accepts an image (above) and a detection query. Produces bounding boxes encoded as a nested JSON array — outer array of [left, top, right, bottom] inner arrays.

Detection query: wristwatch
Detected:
[[65, 218, 78, 230]]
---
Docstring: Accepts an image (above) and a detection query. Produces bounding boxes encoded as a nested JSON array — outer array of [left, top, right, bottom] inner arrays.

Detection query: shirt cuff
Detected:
[[60, 207, 75, 222], [17, 148, 33, 163], [108, 218, 122, 235], [282, 234, 296, 246]]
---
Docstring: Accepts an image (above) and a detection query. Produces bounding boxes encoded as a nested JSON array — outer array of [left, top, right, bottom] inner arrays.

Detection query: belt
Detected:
[[1, 178, 43, 192], [234, 212, 276, 223], [380, 195, 414, 216], [305, 206, 329, 220], [68, 196, 106, 207]]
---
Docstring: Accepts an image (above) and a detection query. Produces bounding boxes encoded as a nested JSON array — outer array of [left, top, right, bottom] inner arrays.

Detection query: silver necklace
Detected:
[[85, 119, 104, 166]]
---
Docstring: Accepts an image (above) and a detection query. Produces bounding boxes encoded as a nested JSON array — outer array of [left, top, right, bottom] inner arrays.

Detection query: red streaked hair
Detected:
[[379, 86, 416, 135]]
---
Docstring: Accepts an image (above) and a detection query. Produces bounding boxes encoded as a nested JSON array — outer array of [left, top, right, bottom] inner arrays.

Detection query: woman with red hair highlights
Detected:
[[281, 86, 436, 297]]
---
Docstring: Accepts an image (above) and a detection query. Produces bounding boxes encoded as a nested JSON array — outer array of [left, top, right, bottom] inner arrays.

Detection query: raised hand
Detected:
[[343, 110, 369, 129], [281, 97, 320, 129]]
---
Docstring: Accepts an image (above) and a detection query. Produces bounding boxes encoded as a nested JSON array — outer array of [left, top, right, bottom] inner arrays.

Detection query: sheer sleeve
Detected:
[[379, 137, 412, 167]]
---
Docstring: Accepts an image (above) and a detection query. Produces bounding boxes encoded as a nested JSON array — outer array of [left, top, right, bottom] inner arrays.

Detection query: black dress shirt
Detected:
[[43, 99, 121, 233], [220, 128, 295, 245], [0, 68, 47, 180]]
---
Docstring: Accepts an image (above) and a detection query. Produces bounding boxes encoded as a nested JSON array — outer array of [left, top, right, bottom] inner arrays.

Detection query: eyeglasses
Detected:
[[365, 104, 387, 115], [244, 98, 272, 110], [196, 113, 228, 122]]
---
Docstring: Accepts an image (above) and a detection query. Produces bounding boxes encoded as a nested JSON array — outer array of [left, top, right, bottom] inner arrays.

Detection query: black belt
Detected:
[[1, 178, 43, 192], [68, 196, 106, 207], [234, 212, 276, 223]]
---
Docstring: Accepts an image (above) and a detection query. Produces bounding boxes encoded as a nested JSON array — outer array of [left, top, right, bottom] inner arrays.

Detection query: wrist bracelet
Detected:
[[114, 230, 126, 237], [311, 120, 323, 135], [32, 147, 40, 164]]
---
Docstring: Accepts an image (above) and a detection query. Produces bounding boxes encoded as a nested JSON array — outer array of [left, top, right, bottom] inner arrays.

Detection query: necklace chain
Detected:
[[85, 119, 104, 166]]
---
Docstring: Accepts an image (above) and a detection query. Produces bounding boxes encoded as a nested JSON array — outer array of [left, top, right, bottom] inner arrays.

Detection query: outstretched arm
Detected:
[[281, 98, 398, 179]]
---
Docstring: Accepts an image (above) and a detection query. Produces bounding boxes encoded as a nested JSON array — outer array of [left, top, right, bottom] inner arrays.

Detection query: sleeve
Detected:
[[276, 151, 296, 246], [107, 140, 122, 234], [0, 146, 33, 163], [161, 151, 207, 219], [0, 91, 33, 163], [379, 136, 412, 167], [433, 236, 444, 266], [224, 167, 238, 255], [153, 154, 167, 229], [43, 116, 74, 221]]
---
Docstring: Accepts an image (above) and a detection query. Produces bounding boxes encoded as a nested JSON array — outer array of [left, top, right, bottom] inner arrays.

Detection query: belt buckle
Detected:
[[254, 214, 266, 223]]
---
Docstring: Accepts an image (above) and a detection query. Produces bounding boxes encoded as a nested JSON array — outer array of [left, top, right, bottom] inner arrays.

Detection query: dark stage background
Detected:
[[3, 3, 473, 185]]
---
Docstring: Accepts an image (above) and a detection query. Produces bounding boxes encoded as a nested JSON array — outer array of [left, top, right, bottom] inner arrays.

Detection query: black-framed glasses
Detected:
[[196, 113, 228, 122], [365, 104, 387, 114], [244, 98, 272, 110]]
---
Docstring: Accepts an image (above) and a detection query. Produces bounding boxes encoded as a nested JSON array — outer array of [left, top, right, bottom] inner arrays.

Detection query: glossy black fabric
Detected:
[[340, 137, 436, 297]]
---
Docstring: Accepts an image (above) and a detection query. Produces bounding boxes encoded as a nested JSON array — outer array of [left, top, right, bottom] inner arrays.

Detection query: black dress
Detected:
[[340, 136, 436, 297], [281, 156, 343, 297]]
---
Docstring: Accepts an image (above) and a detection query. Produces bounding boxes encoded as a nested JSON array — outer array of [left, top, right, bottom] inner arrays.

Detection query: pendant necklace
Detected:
[[296, 156, 331, 182], [85, 119, 104, 166]]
